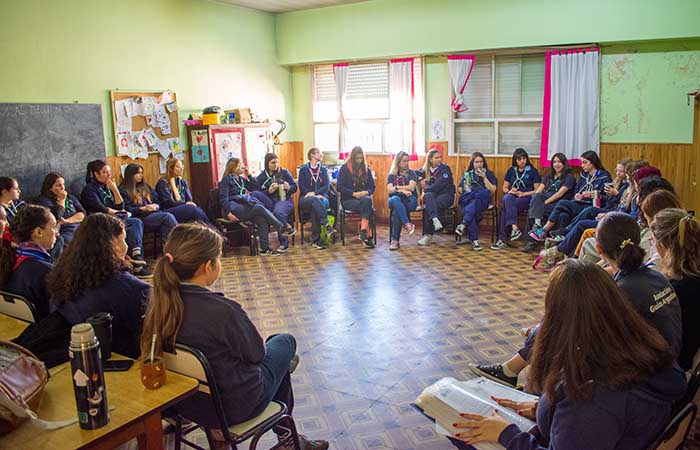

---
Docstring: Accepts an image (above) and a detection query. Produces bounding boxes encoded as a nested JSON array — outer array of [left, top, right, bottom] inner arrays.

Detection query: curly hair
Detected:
[[48, 213, 127, 304], [12, 205, 52, 243]]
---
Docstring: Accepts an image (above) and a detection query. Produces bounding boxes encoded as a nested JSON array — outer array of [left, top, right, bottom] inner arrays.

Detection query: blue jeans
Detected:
[[557, 219, 598, 256], [498, 194, 531, 240], [251, 194, 294, 246], [459, 190, 491, 241], [547, 200, 589, 230], [518, 324, 540, 362], [389, 195, 418, 241], [141, 211, 178, 239], [243, 333, 296, 422], [342, 196, 373, 219]]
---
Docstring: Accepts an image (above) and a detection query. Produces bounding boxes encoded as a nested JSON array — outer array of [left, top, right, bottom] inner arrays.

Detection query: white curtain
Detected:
[[447, 55, 475, 113], [540, 49, 599, 165], [333, 63, 349, 160], [389, 58, 415, 158]]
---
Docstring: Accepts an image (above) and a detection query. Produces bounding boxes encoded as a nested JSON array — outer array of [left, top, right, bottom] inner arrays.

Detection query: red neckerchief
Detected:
[[429, 165, 441, 183]]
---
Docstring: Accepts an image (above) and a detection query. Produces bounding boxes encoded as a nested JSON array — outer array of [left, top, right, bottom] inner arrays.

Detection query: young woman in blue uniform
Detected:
[[140, 223, 329, 450], [119, 163, 178, 243], [387, 151, 418, 250], [37, 172, 85, 244], [218, 157, 289, 255], [455, 152, 497, 251], [255, 153, 297, 249], [155, 158, 210, 225], [337, 146, 376, 248], [416, 148, 455, 246], [297, 148, 333, 249], [491, 148, 542, 250]]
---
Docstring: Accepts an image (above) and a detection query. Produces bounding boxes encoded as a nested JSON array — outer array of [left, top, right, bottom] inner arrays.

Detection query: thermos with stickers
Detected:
[[69, 323, 109, 429]]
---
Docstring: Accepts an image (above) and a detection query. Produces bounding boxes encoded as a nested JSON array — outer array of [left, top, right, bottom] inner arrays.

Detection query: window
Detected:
[[451, 54, 544, 156], [313, 59, 424, 154]]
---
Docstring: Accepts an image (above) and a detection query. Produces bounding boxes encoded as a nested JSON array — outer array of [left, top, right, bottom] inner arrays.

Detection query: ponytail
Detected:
[[651, 209, 700, 278], [140, 224, 223, 359], [597, 212, 645, 272]]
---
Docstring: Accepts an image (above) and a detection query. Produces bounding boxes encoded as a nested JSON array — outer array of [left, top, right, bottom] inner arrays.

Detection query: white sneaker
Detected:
[[472, 240, 482, 251], [455, 224, 466, 236], [418, 235, 433, 246], [432, 217, 443, 232], [510, 227, 522, 241]]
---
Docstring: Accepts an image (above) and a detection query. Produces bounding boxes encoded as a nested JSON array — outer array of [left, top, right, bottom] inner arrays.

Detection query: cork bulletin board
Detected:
[[110, 90, 181, 160]]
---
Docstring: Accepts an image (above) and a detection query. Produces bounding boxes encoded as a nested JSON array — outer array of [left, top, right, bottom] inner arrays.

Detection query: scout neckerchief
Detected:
[[174, 177, 185, 200], [261, 169, 281, 190], [96, 181, 114, 205], [395, 170, 410, 187], [63, 196, 76, 217], [547, 173, 563, 193], [579, 169, 601, 193], [231, 175, 248, 195], [13, 241, 53, 271], [308, 162, 321, 188], [3, 200, 19, 218], [511, 165, 531, 191], [429, 164, 441, 185]]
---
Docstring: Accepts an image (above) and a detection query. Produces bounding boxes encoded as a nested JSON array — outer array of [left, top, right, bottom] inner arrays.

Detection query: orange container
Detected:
[[202, 113, 220, 125]]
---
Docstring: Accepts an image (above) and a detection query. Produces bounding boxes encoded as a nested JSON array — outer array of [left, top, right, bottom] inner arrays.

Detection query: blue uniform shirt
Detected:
[[504, 165, 542, 192]]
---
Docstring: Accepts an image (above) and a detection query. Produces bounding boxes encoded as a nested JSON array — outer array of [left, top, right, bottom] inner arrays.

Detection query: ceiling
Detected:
[[218, 0, 368, 13]]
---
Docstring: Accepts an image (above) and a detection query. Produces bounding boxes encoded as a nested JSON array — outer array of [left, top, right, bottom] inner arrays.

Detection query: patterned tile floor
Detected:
[[177, 226, 546, 450], [167, 225, 700, 450]]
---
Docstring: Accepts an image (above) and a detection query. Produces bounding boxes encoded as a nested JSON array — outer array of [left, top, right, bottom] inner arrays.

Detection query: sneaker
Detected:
[[456, 237, 469, 246], [133, 265, 152, 279], [528, 227, 547, 242], [286, 227, 297, 237], [404, 222, 416, 236], [432, 217, 443, 232], [490, 239, 507, 250], [311, 240, 326, 250], [324, 223, 335, 236], [519, 327, 533, 338], [533, 246, 566, 272], [546, 234, 565, 244], [359, 229, 375, 248], [469, 363, 518, 388], [472, 240, 482, 251], [260, 248, 281, 256], [277, 243, 289, 253], [389, 240, 400, 251], [130, 252, 147, 266], [455, 224, 466, 236], [418, 235, 433, 246], [289, 354, 300, 373], [278, 435, 329, 450], [523, 241, 540, 253], [510, 227, 522, 241]]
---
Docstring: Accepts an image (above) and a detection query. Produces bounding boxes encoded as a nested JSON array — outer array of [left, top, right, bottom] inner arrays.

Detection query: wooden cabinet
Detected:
[[186, 123, 273, 206]]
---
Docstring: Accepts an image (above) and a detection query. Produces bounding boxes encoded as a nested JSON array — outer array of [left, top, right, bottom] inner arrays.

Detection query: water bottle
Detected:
[[69, 323, 109, 429], [278, 181, 286, 201]]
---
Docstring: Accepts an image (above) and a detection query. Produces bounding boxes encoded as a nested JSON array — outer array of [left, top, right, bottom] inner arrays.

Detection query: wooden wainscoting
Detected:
[[106, 151, 192, 187]]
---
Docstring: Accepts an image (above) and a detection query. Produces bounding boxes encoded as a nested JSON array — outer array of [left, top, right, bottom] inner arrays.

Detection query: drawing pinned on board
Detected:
[[431, 119, 445, 140], [115, 99, 132, 133], [158, 91, 174, 105], [159, 156, 167, 174], [116, 131, 131, 156], [145, 115, 154, 127], [144, 128, 159, 147], [160, 120, 172, 135], [191, 129, 210, 163], [131, 97, 145, 116], [168, 138, 184, 160], [143, 97, 157, 116], [165, 102, 178, 113], [154, 140, 171, 159]]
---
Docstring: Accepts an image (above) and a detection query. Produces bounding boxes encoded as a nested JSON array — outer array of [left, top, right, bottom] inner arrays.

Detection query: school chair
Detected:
[[207, 188, 258, 256], [646, 403, 696, 450], [299, 208, 335, 245], [387, 185, 425, 243], [143, 229, 162, 259], [0, 290, 36, 323], [162, 343, 301, 450], [337, 201, 377, 246], [680, 356, 700, 410]]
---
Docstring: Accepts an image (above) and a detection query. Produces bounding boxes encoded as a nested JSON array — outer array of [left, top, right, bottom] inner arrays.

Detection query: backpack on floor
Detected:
[[320, 215, 335, 247]]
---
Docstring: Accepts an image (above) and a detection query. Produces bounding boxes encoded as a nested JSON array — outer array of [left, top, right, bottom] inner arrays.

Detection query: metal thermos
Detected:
[[69, 323, 110, 429]]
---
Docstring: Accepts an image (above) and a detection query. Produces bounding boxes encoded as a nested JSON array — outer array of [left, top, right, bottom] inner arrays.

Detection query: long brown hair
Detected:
[[346, 146, 368, 184], [222, 158, 241, 178], [620, 160, 649, 210], [40, 172, 64, 200], [529, 259, 673, 401], [390, 151, 410, 176], [423, 148, 441, 173], [120, 164, 152, 204], [48, 214, 128, 304], [164, 158, 182, 179], [140, 223, 223, 359], [640, 190, 682, 223], [651, 208, 700, 279]]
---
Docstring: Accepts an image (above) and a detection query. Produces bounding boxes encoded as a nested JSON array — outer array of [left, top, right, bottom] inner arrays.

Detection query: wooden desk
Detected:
[[0, 314, 198, 450]]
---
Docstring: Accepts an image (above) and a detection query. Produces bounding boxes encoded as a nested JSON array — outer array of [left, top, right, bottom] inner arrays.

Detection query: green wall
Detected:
[[275, 0, 700, 65], [0, 0, 292, 156]]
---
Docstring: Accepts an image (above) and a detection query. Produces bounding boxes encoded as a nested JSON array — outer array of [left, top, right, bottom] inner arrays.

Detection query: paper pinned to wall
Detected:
[[160, 120, 172, 135], [121, 164, 129, 178], [165, 102, 178, 113], [154, 140, 171, 159], [431, 119, 445, 140], [115, 99, 132, 132], [158, 90, 174, 105], [116, 131, 131, 156], [131, 98, 145, 116], [159, 156, 168, 174], [144, 128, 159, 147], [168, 138, 184, 160], [143, 97, 157, 116]]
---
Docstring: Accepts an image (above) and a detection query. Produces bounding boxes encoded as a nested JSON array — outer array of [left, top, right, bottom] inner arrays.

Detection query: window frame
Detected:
[[448, 53, 545, 157], [311, 58, 425, 155]]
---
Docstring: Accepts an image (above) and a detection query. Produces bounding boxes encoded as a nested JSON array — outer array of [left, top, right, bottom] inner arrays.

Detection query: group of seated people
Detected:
[[2, 144, 699, 450]]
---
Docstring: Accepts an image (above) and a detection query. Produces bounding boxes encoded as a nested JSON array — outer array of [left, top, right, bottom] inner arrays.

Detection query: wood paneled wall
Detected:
[[106, 151, 192, 187]]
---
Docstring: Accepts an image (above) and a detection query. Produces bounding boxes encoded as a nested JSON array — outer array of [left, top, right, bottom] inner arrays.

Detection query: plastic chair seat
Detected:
[[229, 402, 283, 438]]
